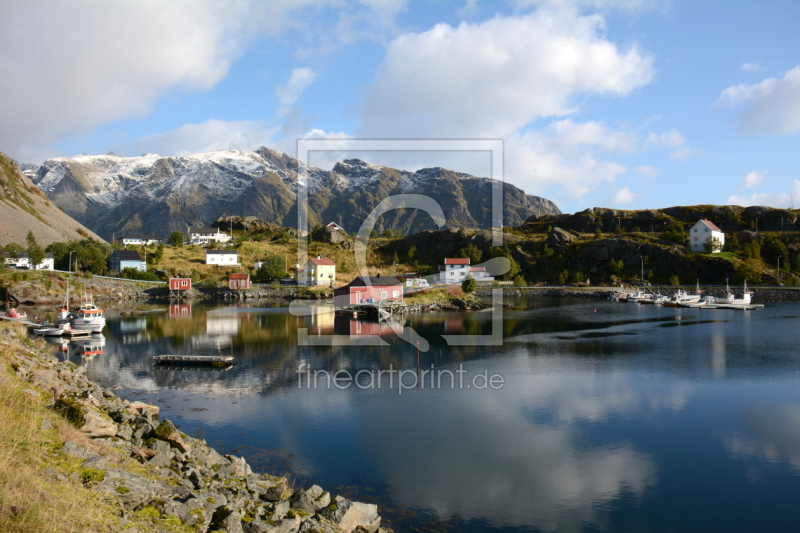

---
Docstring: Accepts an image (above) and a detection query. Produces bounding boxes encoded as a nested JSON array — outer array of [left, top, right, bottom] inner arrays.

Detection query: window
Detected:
[[380, 291, 387, 299], [693, 229, 697, 233], [705, 228, 708, 232], [182, 280, 188, 287], [393, 291, 400, 298]]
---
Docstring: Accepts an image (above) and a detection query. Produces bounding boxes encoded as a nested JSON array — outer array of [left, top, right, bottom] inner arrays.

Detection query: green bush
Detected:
[[461, 275, 477, 293]]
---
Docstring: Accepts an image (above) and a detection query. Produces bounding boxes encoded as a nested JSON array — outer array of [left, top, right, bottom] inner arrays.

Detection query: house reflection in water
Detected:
[[306, 309, 335, 335], [169, 303, 192, 318], [334, 315, 398, 338]]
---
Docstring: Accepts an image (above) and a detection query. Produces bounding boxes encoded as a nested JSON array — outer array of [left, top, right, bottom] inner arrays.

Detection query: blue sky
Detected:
[[1, 0, 799, 214]]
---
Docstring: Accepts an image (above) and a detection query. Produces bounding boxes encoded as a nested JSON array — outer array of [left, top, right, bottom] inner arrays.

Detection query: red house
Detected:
[[334, 276, 403, 307], [229, 273, 251, 290], [169, 278, 192, 291]]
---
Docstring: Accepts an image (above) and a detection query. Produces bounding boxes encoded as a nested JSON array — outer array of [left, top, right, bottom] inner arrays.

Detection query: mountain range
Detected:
[[23, 147, 560, 239], [0, 153, 103, 246]]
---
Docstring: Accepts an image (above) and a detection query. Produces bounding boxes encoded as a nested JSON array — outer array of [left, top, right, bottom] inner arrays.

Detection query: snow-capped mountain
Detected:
[[27, 147, 560, 239]]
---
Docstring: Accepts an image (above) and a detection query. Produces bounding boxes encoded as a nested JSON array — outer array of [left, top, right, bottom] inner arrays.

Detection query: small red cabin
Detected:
[[334, 276, 403, 307], [229, 273, 251, 290], [169, 278, 192, 291]]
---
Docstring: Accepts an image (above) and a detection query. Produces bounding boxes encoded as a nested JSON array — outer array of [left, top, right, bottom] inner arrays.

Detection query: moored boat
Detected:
[[716, 280, 753, 306], [70, 291, 106, 333]]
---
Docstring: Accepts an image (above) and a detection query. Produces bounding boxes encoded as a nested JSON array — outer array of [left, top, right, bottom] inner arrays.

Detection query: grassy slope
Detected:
[[0, 321, 192, 533]]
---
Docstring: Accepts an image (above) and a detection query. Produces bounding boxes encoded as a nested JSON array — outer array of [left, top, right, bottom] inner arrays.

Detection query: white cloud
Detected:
[[276, 68, 319, 116], [548, 119, 639, 153], [0, 1, 407, 162], [718, 66, 800, 135], [668, 147, 692, 161], [740, 170, 766, 189], [117, 119, 279, 158], [610, 186, 635, 204], [358, 7, 653, 205], [727, 180, 800, 208], [741, 62, 762, 72], [636, 165, 659, 178], [645, 129, 685, 148], [361, 9, 654, 140]]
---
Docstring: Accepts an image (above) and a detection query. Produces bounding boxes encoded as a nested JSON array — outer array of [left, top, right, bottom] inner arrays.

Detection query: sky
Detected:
[[1, 0, 799, 214]]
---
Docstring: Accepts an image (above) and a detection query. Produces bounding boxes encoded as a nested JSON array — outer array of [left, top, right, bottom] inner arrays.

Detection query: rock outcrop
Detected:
[[8, 326, 391, 533]]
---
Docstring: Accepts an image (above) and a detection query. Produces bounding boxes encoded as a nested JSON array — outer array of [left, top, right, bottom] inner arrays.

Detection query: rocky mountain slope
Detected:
[[25, 147, 560, 239], [525, 205, 799, 233], [0, 153, 104, 246]]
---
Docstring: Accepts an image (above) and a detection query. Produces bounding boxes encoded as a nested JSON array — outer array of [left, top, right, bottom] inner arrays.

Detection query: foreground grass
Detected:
[[0, 322, 189, 532]]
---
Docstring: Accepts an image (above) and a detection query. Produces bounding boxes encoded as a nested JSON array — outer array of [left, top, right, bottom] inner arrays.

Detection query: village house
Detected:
[[115, 233, 164, 246], [326, 221, 345, 232], [296, 256, 336, 286], [205, 249, 239, 266], [189, 227, 232, 245], [334, 276, 404, 307], [229, 273, 251, 290], [109, 250, 145, 271], [169, 278, 192, 292], [2, 252, 55, 270], [438, 257, 495, 284], [689, 219, 725, 253]]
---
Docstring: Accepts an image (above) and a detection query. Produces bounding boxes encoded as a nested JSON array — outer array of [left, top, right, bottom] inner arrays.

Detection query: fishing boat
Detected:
[[716, 280, 753, 306], [33, 284, 74, 336], [70, 291, 106, 333], [665, 283, 703, 307], [641, 293, 668, 305]]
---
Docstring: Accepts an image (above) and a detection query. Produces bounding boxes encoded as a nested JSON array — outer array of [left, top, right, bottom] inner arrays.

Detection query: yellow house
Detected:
[[296, 256, 336, 286]]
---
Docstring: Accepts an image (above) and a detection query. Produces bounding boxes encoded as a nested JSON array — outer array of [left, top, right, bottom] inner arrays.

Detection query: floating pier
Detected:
[[152, 355, 236, 367]]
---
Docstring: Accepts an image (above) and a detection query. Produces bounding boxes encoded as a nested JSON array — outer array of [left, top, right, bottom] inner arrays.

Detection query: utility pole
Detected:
[[778, 257, 781, 284], [69, 251, 75, 273]]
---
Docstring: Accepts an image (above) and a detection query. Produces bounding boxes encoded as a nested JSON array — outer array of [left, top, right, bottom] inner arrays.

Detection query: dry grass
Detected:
[[0, 328, 117, 532]]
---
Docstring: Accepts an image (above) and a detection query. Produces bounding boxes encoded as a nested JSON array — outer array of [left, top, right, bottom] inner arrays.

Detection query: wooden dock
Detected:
[[152, 355, 235, 367], [702, 303, 765, 310]]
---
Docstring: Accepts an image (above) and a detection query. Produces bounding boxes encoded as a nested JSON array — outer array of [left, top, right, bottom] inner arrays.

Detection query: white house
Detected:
[[190, 227, 232, 245], [2, 252, 54, 270], [205, 249, 239, 266], [690, 219, 725, 253], [326, 221, 345, 232], [115, 233, 164, 246], [438, 258, 494, 284], [296, 256, 336, 286]]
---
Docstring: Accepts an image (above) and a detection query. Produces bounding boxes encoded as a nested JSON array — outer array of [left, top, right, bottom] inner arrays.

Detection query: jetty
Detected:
[[152, 355, 235, 367]]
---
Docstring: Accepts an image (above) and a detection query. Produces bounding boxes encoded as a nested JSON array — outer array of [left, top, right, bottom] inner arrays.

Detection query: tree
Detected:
[[392, 252, 399, 265], [26, 231, 45, 269], [703, 236, 723, 253], [169, 231, 185, 247], [381, 229, 394, 238], [513, 275, 526, 286], [741, 240, 761, 260], [609, 258, 624, 276], [461, 274, 477, 293], [669, 275, 680, 286], [594, 228, 602, 239], [255, 253, 286, 281], [557, 270, 569, 285], [406, 245, 417, 262], [154, 243, 164, 264], [458, 243, 483, 264], [571, 271, 585, 284]]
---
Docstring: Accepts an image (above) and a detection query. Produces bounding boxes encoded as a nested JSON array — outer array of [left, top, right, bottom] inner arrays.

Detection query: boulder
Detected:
[[97, 469, 158, 510], [546, 227, 574, 247], [154, 419, 190, 453], [319, 498, 381, 533], [127, 401, 160, 419]]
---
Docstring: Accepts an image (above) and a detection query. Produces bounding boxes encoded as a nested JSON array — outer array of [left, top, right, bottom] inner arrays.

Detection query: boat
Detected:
[[641, 293, 668, 305], [70, 291, 106, 333], [665, 282, 703, 307], [625, 289, 651, 302], [716, 280, 753, 306], [32, 287, 75, 336], [5, 307, 27, 320]]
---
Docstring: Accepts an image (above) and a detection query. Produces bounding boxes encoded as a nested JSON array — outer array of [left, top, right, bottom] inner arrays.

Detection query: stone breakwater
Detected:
[[9, 332, 390, 533], [477, 286, 800, 302]]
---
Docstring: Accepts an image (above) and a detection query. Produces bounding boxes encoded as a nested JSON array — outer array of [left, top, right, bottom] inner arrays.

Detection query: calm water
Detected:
[[61, 297, 800, 532]]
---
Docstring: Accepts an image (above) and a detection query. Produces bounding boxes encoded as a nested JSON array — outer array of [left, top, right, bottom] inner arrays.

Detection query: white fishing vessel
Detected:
[[717, 280, 753, 306], [70, 291, 106, 333], [665, 282, 703, 307], [34, 283, 75, 336]]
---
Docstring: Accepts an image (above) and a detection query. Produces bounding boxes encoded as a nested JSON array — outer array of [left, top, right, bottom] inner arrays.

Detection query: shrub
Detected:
[[669, 275, 680, 286], [461, 275, 477, 293]]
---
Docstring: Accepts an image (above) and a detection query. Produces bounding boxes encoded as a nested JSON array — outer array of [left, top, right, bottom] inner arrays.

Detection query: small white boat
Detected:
[[665, 282, 703, 307], [70, 291, 106, 333], [642, 293, 668, 305], [716, 280, 753, 306]]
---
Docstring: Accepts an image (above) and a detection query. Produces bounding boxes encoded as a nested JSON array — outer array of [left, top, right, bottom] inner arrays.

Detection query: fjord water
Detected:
[[78, 298, 800, 532]]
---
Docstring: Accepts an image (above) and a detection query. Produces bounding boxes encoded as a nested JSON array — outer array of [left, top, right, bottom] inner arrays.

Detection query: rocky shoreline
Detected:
[[6, 323, 390, 533]]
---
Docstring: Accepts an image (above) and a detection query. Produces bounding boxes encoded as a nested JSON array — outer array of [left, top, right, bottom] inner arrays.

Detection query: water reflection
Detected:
[[65, 298, 800, 532]]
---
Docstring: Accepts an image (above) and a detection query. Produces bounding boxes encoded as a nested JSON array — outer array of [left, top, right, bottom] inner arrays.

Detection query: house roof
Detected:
[[309, 257, 336, 266], [206, 249, 237, 255], [1, 252, 54, 260], [113, 250, 142, 261], [189, 227, 221, 234], [340, 276, 402, 288], [326, 222, 344, 230], [118, 233, 161, 240], [469, 266, 486, 272], [229, 273, 249, 279], [444, 258, 470, 265], [699, 219, 722, 232]]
